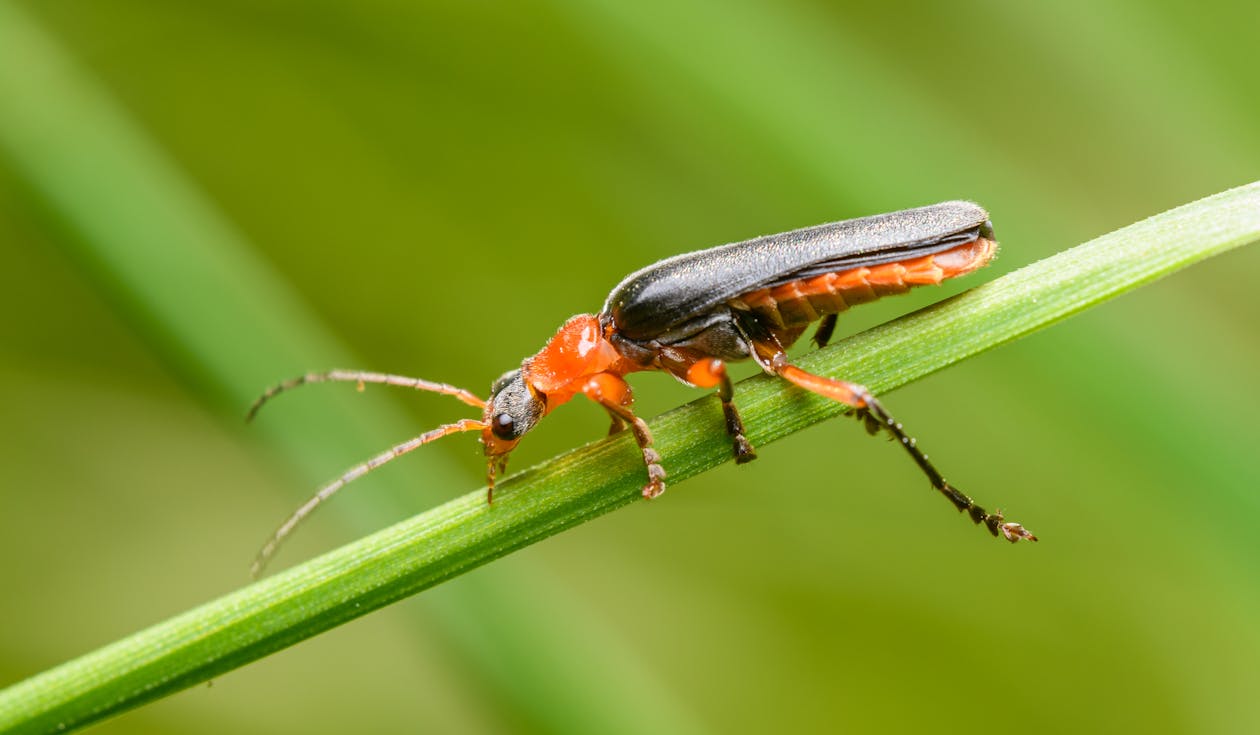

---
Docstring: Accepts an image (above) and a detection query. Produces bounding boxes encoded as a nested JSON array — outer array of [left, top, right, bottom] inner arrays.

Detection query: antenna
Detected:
[[247, 369, 485, 422], [251, 418, 489, 577]]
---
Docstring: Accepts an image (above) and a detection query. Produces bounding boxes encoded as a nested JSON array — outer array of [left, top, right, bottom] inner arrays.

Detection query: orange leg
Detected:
[[686, 357, 756, 463], [755, 340, 1036, 543], [583, 373, 667, 499]]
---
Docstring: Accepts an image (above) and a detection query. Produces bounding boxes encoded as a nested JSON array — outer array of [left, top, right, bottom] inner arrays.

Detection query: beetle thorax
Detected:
[[522, 313, 625, 406]]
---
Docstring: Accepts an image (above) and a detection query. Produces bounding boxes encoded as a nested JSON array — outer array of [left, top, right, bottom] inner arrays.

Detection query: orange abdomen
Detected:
[[733, 237, 996, 329]]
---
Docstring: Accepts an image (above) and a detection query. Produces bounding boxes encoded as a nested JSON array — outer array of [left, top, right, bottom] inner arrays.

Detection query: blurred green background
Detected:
[[2, 0, 1259, 733]]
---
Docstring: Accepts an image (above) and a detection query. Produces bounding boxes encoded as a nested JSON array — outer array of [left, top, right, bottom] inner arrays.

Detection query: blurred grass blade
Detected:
[[0, 5, 700, 734], [555, 0, 1053, 213], [2, 180, 1258, 733]]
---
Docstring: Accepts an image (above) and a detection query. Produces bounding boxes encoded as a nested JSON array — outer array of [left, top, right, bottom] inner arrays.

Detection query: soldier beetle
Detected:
[[250, 201, 1036, 574]]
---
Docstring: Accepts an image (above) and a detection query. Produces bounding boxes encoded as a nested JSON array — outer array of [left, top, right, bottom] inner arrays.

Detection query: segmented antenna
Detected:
[[247, 369, 490, 576], [247, 369, 486, 422], [251, 418, 489, 577]]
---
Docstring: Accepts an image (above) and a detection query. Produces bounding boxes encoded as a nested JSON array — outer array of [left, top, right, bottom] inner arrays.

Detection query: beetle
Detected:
[[249, 200, 1036, 574]]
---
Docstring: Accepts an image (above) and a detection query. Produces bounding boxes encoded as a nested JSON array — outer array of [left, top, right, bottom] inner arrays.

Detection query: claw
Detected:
[[640, 451, 667, 498], [998, 521, 1037, 543]]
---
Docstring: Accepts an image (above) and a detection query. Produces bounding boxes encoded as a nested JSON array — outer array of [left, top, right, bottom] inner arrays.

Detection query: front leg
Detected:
[[582, 373, 667, 499], [603, 409, 627, 436]]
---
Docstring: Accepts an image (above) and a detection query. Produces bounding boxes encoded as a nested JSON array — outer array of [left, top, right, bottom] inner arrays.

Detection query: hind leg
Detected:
[[753, 339, 1035, 543]]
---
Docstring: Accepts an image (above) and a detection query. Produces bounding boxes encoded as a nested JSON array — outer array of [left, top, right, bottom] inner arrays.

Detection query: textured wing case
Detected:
[[603, 201, 991, 339]]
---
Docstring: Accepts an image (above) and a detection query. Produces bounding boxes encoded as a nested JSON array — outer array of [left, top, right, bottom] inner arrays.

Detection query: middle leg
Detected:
[[686, 357, 756, 463]]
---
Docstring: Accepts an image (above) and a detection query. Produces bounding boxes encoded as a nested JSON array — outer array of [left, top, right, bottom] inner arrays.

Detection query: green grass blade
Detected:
[[0, 5, 700, 734], [2, 181, 1257, 733]]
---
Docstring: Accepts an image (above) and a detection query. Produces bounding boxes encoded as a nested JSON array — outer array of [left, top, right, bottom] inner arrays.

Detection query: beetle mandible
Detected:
[[249, 201, 1036, 574]]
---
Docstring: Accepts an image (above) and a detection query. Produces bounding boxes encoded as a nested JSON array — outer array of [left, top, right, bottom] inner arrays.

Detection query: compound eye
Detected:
[[491, 412, 516, 440]]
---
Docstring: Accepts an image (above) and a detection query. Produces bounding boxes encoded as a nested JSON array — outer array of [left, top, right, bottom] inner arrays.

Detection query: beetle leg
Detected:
[[582, 373, 667, 499], [604, 409, 627, 436], [811, 314, 838, 348], [685, 357, 757, 463], [754, 340, 1036, 544]]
